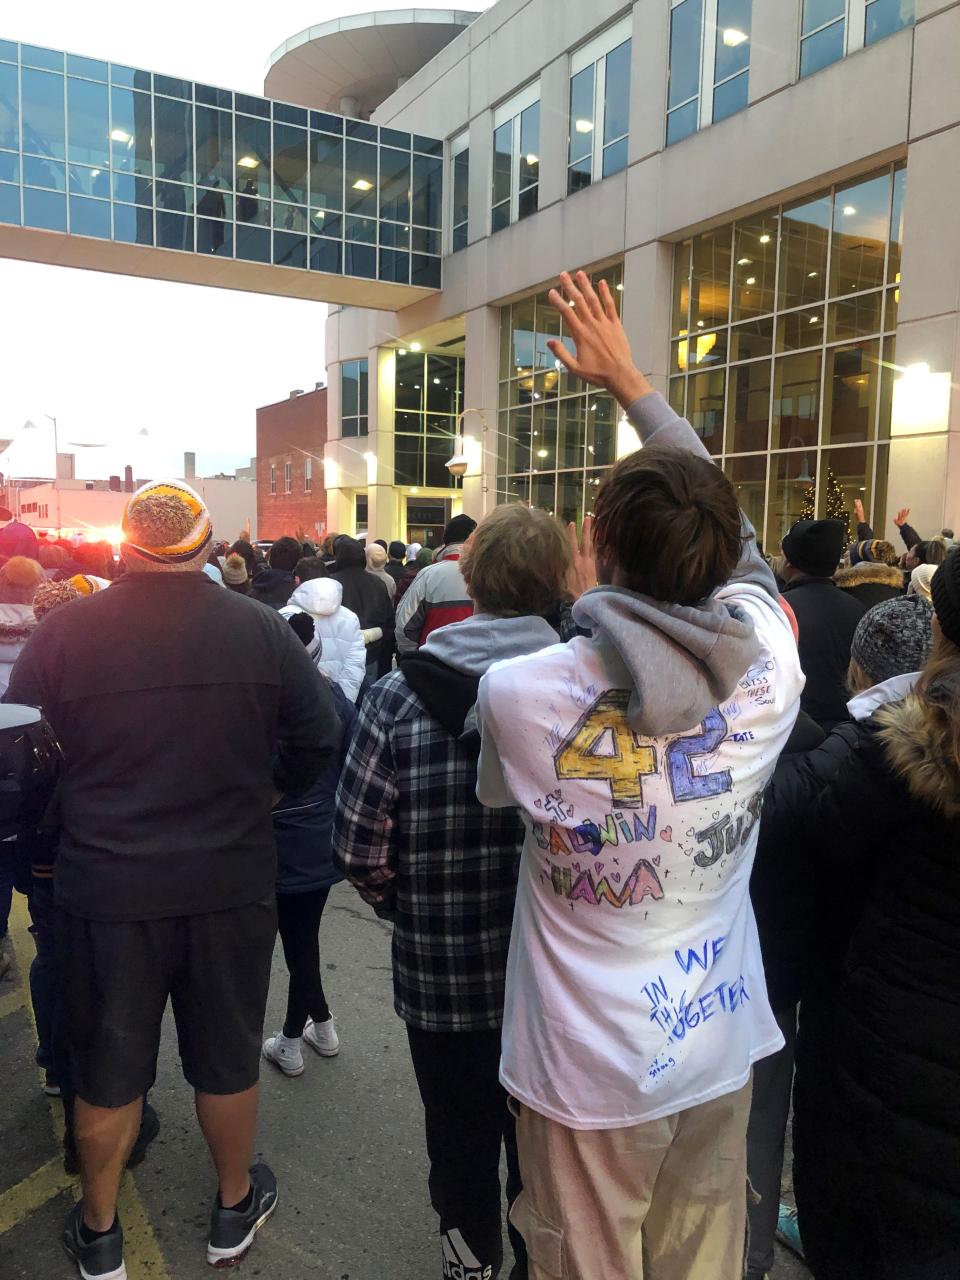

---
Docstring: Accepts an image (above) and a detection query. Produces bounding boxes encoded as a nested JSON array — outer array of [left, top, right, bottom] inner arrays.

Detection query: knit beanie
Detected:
[[34, 578, 81, 621], [121, 480, 212, 568], [389, 540, 406, 561], [0, 519, 39, 564], [0, 555, 45, 604], [782, 519, 847, 577], [69, 573, 108, 596], [909, 563, 936, 603], [931, 552, 960, 648], [851, 595, 934, 685], [366, 544, 388, 570], [222, 553, 249, 586]]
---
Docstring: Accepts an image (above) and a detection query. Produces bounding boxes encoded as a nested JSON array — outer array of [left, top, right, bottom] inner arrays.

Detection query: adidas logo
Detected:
[[441, 1229, 494, 1280]]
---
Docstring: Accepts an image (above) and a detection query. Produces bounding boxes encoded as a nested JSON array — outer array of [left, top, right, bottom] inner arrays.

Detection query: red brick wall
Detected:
[[256, 387, 328, 542]]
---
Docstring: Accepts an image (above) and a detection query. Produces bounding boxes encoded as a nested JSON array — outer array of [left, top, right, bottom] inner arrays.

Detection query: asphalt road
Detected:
[[1, 884, 810, 1279]]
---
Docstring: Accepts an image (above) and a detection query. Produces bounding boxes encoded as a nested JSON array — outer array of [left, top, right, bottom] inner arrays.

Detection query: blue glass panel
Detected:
[[411, 226, 440, 255], [0, 152, 18, 182], [235, 93, 269, 119], [67, 77, 109, 167], [380, 221, 409, 250], [803, 0, 844, 34], [154, 96, 193, 184], [273, 230, 307, 268], [800, 20, 845, 76], [411, 254, 441, 289], [236, 191, 268, 225], [715, 0, 752, 81], [235, 224, 271, 262], [156, 180, 193, 213], [235, 115, 270, 196], [412, 155, 442, 228], [310, 111, 342, 134], [379, 249, 409, 283], [197, 187, 230, 219], [345, 214, 376, 243], [0, 40, 17, 63], [69, 195, 110, 238], [112, 172, 153, 205], [21, 68, 66, 161], [23, 154, 65, 190], [273, 123, 307, 203], [310, 237, 342, 273], [414, 135, 442, 156], [22, 45, 64, 72], [568, 65, 594, 169], [380, 127, 410, 150], [310, 134, 342, 211], [346, 119, 377, 142], [156, 209, 194, 251], [669, 0, 703, 109], [602, 136, 628, 178], [110, 65, 151, 91], [344, 242, 376, 278], [110, 88, 153, 175], [196, 84, 231, 109], [23, 186, 66, 231], [196, 107, 232, 187], [154, 74, 191, 100], [197, 217, 232, 256], [274, 102, 307, 127], [865, 0, 914, 44], [272, 202, 306, 233], [379, 147, 410, 223], [112, 202, 154, 245], [67, 54, 108, 81], [713, 70, 749, 122], [69, 164, 110, 197], [345, 139, 377, 215], [0, 63, 18, 150], [604, 40, 631, 144], [666, 99, 699, 146], [310, 209, 341, 238], [0, 182, 19, 224]]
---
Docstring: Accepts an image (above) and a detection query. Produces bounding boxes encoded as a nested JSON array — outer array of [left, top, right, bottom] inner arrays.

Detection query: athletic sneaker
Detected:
[[44, 1072, 62, 1097], [62, 1203, 126, 1280], [776, 1203, 804, 1258], [303, 1016, 340, 1057], [261, 1032, 304, 1077], [207, 1162, 278, 1268]]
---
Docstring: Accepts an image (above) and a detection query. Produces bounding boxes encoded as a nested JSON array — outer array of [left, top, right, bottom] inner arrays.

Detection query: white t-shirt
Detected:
[[477, 583, 804, 1130]]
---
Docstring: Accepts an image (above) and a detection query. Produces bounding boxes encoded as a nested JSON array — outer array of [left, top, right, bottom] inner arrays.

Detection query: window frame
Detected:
[[667, 0, 753, 145], [340, 357, 369, 438], [304, 455, 312, 493], [491, 80, 540, 233], [568, 15, 633, 191], [283, 460, 292, 493], [449, 128, 469, 254], [269, 463, 276, 496], [799, 1, 914, 78]]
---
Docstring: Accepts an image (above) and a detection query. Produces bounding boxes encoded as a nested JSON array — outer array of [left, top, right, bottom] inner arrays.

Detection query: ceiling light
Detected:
[[723, 27, 748, 46], [399, 348, 407, 356], [616, 283, 623, 291], [410, 486, 419, 493], [110, 128, 130, 143], [352, 178, 374, 191], [533, 393, 541, 400], [809, 314, 820, 324], [410, 341, 422, 351], [745, 276, 756, 285], [575, 119, 594, 134], [537, 449, 548, 458], [525, 153, 539, 165], [738, 257, 751, 266], [697, 320, 704, 328], [807, 271, 818, 278], [843, 205, 856, 216], [759, 234, 771, 245], [237, 155, 259, 168], [432, 377, 441, 385], [90, 169, 101, 178]]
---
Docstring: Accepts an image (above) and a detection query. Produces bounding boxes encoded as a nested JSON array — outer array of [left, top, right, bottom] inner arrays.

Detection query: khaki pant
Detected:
[[510, 1080, 752, 1280]]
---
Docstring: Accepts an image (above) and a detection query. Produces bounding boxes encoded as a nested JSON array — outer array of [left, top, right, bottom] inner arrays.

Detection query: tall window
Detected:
[[667, 0, 752, 146], [283, 460, 292, 493], [450, 131, 469, 252], [269, 464, 276, 495], [669, 163, 905, 549], [491, 83, 540, 233], [567, 17, 632, 194], [394, 350, 465, 489], [341, 358, 368, 438], [801, 1, 914, 78], [304, 456, 313, 493]]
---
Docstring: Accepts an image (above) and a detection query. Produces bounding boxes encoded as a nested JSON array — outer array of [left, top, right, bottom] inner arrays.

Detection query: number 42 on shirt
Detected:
[[554, 691, 732, 808]]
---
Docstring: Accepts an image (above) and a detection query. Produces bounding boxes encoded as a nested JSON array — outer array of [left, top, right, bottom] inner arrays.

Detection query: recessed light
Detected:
[[433, 377, 441, 385], [809, 314, 821, 324], [110, 128, 131, 143], [745, 277, 756, 285], [537, 449, 548, 458], [575, 119, 594, 134], [807, 271, 818, 278], [616, 283, 623, 291], [525, 153, 539, 165], [399, 348, 407, 356], [843, 205, 856, 216], [723, 27, 748, 46], [352, 178, 374, 191], [738, 257, 751, 266], [237, 155, 259, 169], [410, 341, 422, 352], [696, 320, 704, 328], [759, 234, 771, 244]]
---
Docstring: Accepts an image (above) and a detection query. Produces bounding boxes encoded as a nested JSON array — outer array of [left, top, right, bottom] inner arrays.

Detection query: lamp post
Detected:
[[42, 414, 61, 533]]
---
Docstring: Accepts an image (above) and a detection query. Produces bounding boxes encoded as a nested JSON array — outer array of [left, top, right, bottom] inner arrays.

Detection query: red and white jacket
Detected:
[[394, 545, 472, 653]]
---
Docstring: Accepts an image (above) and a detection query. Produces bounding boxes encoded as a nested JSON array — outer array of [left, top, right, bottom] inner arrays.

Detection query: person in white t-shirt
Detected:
[[476, 271, 804, 1280]]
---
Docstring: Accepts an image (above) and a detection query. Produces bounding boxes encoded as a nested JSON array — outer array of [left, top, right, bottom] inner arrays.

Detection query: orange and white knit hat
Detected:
[[121, 480, 212, 567]]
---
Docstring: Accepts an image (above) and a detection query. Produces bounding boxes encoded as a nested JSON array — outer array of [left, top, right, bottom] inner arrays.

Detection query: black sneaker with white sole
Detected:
[[206, 1162, 278, 1269], [62, 1203, 126, 1280]]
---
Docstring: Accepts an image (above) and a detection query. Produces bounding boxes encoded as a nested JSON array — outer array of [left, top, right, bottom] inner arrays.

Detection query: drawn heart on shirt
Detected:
[[572, 863, 582, 873], [611, 873, 621, 883], [534, 799, 543, 809], [652, 856, 661, 867], [594, 862, 604, 874], [660, 827, 673, 843]]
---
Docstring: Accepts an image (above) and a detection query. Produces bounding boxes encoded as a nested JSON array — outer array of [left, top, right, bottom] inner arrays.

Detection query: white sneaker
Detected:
[[303, 1017, 340, 1057], [262, 1032, 304, 1077]]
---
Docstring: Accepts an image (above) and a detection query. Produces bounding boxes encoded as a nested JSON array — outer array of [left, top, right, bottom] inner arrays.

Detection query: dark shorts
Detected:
[[57, 897, 277, 1108]]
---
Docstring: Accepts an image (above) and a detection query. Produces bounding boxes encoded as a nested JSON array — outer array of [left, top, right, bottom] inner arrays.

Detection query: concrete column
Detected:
[[621, 241, 674, 396], [467, 108, 493, 245], [749, 0, 799, 104], [630, 0, 670, 162], [365, 345, 404, 541], [537, 56, 569, 210], [461, 305, 501, 517]]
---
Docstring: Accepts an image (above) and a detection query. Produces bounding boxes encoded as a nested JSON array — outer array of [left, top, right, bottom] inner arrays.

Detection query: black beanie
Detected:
[[931, 552, 960, 648], [443, 514, 477, 546], [388, 540, 406, 560], [782, 519, 847, 577]]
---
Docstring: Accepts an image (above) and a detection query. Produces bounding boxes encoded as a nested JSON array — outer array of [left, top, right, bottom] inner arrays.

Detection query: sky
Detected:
[[0, 1, 493, 479]]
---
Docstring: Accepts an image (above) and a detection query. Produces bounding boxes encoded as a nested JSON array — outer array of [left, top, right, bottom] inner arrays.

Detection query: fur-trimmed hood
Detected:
[[877, 694, 960, 818], [835, 562, 904, 592]]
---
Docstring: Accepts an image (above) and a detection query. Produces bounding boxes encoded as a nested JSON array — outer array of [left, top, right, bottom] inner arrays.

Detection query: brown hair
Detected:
[[592, 444, 742, 604], [914, 630, 960, 781], [460, 505, 572, 617]]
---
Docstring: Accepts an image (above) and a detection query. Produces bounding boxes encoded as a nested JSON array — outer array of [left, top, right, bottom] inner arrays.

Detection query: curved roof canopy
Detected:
[[265, 9, 479, 116]]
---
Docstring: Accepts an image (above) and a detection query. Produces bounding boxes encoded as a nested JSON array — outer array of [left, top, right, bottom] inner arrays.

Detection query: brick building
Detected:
[[256, 386, 328, 542]]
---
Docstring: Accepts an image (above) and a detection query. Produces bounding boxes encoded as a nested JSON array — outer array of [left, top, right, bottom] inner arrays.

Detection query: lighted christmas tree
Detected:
[[799, 467, 849, 536]]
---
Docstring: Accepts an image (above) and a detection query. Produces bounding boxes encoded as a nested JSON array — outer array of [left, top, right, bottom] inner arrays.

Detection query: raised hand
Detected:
[[566, 515, 598, 601], [895, 508, 910, 528], [547, 271, 652, 410], [853, 498, 866, 523]]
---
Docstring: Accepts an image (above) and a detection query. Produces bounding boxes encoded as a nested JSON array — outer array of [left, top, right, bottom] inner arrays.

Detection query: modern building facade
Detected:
[[256, 385, 328, 541], [1, 3, 958, 550]]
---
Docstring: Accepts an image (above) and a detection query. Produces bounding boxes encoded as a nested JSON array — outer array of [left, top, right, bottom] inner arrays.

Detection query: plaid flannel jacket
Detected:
[[333, 669, 524, 1032]]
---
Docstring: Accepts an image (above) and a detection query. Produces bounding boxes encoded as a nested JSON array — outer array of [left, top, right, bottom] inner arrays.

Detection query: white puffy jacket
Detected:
[[0, 604, 36, 697], [281, 577, 366, 703]]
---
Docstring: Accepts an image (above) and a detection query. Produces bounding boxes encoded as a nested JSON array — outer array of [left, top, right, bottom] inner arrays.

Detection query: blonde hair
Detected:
[[460, 505, 572, 617]]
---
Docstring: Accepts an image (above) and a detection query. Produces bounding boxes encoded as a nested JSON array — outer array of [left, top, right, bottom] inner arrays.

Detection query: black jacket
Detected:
[[332, 542, 394, 665], [781, 575, 865, 730], [384, 560, 406, 586], [833, 562, 904, 611], [5, 573, 340, 921], [757, 696, 960, 1278], [249, 567, 296, 609]]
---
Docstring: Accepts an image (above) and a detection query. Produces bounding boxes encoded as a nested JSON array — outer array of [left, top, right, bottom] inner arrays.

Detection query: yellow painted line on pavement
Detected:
[[4, 894, 171, 1279]]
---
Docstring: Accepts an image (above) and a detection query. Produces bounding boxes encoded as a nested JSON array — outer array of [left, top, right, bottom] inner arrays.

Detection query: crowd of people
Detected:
[[0, 272, 957, 1280]]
